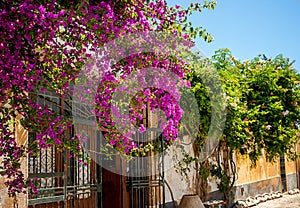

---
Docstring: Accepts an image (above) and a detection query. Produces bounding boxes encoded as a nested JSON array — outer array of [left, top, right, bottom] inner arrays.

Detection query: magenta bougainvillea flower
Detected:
[[0, 0, 215, 196]]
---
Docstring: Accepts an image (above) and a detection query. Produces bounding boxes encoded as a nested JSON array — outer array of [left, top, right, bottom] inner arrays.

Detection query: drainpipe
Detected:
[[279, 155, 287, 192], [296, 144, 299, 189]]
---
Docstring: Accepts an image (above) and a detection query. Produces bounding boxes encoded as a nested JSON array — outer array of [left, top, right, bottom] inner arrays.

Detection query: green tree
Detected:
[[177, 48, 300, 205]]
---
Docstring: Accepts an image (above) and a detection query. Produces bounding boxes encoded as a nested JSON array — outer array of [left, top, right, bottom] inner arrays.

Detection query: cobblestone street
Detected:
[[251, 193, 300, 208]]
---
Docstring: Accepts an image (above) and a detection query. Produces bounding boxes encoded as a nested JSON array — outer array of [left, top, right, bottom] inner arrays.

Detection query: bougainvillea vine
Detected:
[[0, 0, 216, 196]]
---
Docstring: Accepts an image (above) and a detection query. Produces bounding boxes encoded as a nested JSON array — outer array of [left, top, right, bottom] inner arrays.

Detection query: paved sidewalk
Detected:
[[251, 193, 300, 208]]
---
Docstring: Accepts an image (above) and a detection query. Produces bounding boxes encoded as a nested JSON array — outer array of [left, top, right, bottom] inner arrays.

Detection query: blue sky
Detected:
[[167, 0, 300, 71]]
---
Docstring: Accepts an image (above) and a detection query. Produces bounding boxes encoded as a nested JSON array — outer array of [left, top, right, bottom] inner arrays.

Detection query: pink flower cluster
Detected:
[[0, 0, 204, 196]]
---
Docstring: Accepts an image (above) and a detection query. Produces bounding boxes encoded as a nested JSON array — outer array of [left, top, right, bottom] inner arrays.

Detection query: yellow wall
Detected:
[[0, 115, 28, 208], [236, 150, 280, 185], [285, 158, 296, 174], [236, 146, 298, 188]]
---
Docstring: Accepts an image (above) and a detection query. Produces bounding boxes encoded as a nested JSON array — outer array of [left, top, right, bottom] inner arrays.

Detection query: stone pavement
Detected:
[[251, 193, 300, 208]]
